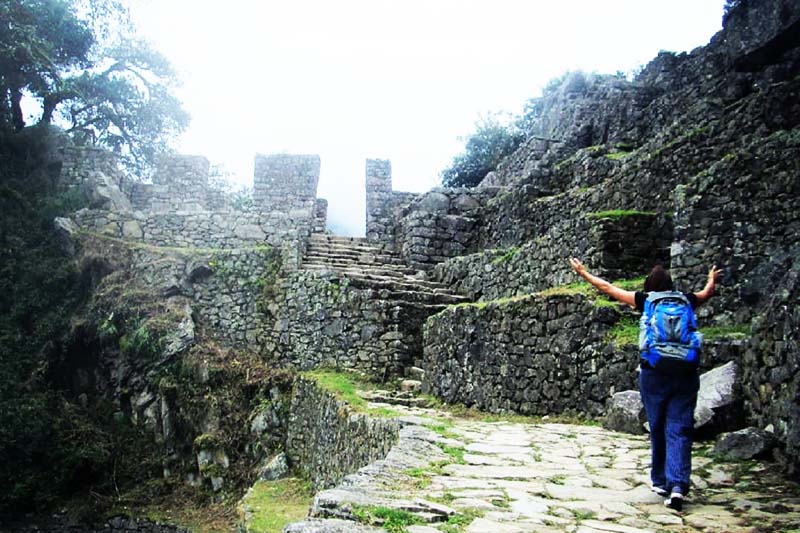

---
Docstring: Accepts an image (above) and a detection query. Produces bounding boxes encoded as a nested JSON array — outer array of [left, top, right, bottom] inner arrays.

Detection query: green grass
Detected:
[[301, 369, 400, 417], [605, 151, 629, 161], [439, 508, 485, 533], [438, 444, 466, 464], [606, 316, 639, 346], [571, 509, 596, 521], [424, 422, 461, 440], [491, 246, 520, 264], [586, 209, 657, 219], [351, 505, 423, 532], [703, 324, 751, 340], [241, 478, 313, 533]]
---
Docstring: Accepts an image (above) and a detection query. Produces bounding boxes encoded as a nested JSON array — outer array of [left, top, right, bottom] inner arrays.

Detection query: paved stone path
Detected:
[[286, 404, 800, 533]]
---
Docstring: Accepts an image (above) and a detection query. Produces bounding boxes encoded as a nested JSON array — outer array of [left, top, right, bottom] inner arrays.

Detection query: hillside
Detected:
[[0, 0, 799, 531]]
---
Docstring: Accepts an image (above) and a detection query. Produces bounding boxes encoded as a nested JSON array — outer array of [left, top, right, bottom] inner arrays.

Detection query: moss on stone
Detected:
[[491, 246, 520, 264], [605, 151, 630, 161], [586, 209, 657, 219], [300, 369, 400, 417], [193, 433, 222, 451], [703, 324, 751, 340], [606, 316, 639, 346]]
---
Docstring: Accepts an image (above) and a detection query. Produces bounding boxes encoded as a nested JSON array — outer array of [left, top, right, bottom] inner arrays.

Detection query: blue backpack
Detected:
[[639, 291, 703, 374]]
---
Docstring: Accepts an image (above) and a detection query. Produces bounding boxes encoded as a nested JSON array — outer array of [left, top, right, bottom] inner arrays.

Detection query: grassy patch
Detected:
[[703, 324, 751, 340], [549, 474, 567, 485], [606, 316, 639, 346], [586, 209, 657, 219], [491, 246, 520, 264], [605, 151, 630, 161], [301, 369, 375, 412], [539, 276, 645, 309], [351, 505, 423, 532], [241, 478, 313, 533], [438, 444, 467, 464], [438, 508, 485, 533], [571, 508, 596, 521], [424, 422, 461, 440]]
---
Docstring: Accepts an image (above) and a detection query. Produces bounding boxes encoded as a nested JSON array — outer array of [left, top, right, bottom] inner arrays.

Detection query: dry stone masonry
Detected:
[[285, 377, 400, 490], [422, 294, 638, 416]]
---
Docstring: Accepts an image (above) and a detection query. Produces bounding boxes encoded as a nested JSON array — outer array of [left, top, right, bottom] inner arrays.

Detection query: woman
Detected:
[[568, 258, 721, 511]]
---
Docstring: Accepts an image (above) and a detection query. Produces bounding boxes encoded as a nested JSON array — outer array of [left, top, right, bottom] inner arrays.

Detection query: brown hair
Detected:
[[644, 264, 674, 292]]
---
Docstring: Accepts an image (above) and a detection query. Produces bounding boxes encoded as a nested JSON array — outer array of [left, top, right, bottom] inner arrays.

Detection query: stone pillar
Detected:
[[365, 159, 393, 244], [253, 154, 321, 210], [151, 155, 210, 212], [313, 198, 328, 233]]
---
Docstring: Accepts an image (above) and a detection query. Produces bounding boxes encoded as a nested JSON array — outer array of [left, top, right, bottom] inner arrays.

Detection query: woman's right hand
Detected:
[[569, 258, 586, 277]]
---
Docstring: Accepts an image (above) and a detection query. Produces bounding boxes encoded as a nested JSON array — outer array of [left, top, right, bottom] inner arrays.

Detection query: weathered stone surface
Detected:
[[694, 361, 744, 438], [259, 452, 289, 480], [604, 390, 646, 435], [285, 401, 800, 533], [423, 293, 638, 416], [714, 427, 776, 460], [53, 216, 79, 256], [283, 519, 383, 532], [285, 378, 400, 490]]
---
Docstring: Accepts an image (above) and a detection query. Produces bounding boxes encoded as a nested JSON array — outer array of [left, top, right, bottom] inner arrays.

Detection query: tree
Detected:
[[440, 115, 524, 188], [0, 0, 188, 174]]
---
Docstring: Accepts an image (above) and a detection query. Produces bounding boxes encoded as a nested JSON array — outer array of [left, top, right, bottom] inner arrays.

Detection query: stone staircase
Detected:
[[303, 234, 470, 308], [300, 234, 471, 373]]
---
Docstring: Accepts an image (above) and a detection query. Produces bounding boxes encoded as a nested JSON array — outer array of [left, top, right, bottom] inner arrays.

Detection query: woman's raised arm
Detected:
[[569, 258, 636, 307]]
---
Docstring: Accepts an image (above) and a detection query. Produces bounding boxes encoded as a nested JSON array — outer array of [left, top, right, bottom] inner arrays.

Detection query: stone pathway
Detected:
[[286, 404, 800, 533]]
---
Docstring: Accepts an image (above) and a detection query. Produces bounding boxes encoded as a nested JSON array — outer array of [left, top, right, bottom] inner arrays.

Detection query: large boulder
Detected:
[[603, 390, 646, 435], [694, 361, 744, 439], [82, 170, 132, 212], [53, 216, 79, 257], [714, 427, 776, 460]]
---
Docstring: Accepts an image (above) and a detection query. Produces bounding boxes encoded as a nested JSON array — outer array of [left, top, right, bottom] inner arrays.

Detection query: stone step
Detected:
[[302, 266, 452, 292], [302, 262, 419, 278], [305, 252, 407, 266]]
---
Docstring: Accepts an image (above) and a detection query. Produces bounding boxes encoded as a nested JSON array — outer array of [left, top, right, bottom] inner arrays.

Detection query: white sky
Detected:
[[131, 0, 726, 235]]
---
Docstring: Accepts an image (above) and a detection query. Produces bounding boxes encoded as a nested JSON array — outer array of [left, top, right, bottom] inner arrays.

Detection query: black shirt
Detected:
[[634, 291, 698, 312]]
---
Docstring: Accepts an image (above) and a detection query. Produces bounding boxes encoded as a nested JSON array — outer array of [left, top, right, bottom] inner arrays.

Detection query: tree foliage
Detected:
[[0, 0, 189, 174], [440, 115, 525, 188]]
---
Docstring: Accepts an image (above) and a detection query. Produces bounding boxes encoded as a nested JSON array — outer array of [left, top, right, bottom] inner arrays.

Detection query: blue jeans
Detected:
[[638, 366, 699, 495]]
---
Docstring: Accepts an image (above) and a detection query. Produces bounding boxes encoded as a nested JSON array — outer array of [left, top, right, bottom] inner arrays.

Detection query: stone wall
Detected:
[[671, 129, 800, 323], [433, 212, 671, 301], [422, 294, 638, 416], [73, 208, 312, 251], [0, 515, 189, 532], [150, 155, 210, 213], [62, 151, 323, 256], [254, 154, 320, 212], [365, 159, 421, 250], [264, 271, 430, 378], [395, 187, 501, 270], [126, 245, 280, 347], [742, 268, 800, 475], [285, 377, 400, 490], [314, 198, 328, 233]]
